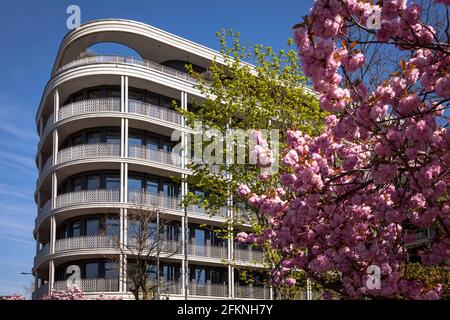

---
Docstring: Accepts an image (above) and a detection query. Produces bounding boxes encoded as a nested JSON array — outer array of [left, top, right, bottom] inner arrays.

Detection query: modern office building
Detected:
[[32, 19, 269, 300]]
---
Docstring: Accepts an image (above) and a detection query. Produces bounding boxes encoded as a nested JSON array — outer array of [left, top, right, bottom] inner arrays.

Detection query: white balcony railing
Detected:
[[58, 98, 121, 121], [188, 205, 227, 218], [126, 238, 181, 254], [188, 282, 228, 297], [56, 189, 120, 208], [55, 236, 119, 252], [128, 191, 181, 211], [53, 278, 120, 292], [188, 244, 228, 259], [233, 244, 264, 263], [128, 144, 181, 167], [128, 99, 182, 125], [57, 143, 121, 164], [57, 55, 197, 84], [32, 283, 49, 300], [235, 285, 271, 299]]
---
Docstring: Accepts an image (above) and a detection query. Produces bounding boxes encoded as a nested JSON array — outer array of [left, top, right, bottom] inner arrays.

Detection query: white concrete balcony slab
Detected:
[[57, 55, 197, 84], [53, 278, 120, 292], [128, 144, 181, 167], [56, 189, 121, 209], [57, 143, 121, 164]]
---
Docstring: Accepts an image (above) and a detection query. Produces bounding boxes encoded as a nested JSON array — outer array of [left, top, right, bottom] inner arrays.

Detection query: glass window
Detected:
[[85, 262, 99, 279], [87, 175, 100, 190], [162, 182, 176, 197], [129, 134, 142, 146], [195, 228, 205, 247], [128, 176, 142, 191], [147, 137, 159, 150], [86, 218, 100, 236], [104, 218, 120, 237], [73, 135, 83, 146], [87, 132, 101, 144], [193, 268, 205, 287], [71, 221, 81, 237], [108, 88, 121, 98], [88, 89, 102, 99], [146, 179, 159, 194], [106, 131, 120, 144], [106, 175, 120, 190], [105, 262, 118, 278], [72, 178, 82, 192]]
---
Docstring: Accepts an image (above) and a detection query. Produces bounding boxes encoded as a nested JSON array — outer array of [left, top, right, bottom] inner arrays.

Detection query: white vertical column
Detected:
[[48, 260, 55, 294], [52, 129, 58, 166], [53, 89, 59, 123], [124, 76, 129, 113], [50, 215, 56, 254], [51, 173, 57, 210], [121, 76, 125, 113]]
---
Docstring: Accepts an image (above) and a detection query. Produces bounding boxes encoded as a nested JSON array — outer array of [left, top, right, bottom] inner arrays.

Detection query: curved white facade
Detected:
[[33, 19, 269, 300]]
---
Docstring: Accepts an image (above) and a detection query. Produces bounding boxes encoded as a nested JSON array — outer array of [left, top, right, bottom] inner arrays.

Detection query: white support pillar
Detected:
[[48, 260, 55, 294], [124, 76, 129, 113], [53, 89, 59, 123], [51, 172, 57, 210], [52, 129, 58, 166], [124, 163, 128, 204], [124, 119, 129, 160], [50, 215, 56, 254], [121, 76, 125, 113], [120, 163, 124, 203]]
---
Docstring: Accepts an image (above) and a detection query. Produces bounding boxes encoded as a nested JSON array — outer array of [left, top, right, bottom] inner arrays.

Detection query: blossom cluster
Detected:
[[237, 0, 449, 299]]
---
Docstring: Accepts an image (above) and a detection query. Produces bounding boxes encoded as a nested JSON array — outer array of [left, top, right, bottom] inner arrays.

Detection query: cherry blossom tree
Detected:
[[237, 0, 449, 299]]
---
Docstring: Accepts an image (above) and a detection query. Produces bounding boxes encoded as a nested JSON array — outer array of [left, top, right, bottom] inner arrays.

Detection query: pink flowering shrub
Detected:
[[238, 0, 449, 299], [0, 295, 26, 300], [42, 286, 122, 300]]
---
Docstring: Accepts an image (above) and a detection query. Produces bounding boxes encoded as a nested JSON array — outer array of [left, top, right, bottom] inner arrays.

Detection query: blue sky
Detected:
[[0, 0, 313, 296]]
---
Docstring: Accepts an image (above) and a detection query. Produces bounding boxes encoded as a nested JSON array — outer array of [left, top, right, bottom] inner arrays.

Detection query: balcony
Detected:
[[235, 285, 271, 299], [56, 189, 121, 209], [188, 282, 228, 297], [58, 98, 121, 121], [35, 236, 119, 266], [54, 236, 119, 252], [128, 191, 181, 212], [188, 205, 228, 218], [128, 99, 181, 125], [41, 156, 53, 174], [233, 244, 264, 264], [57, 143, 121, 164], [56, 55, 197, 84], [32, 283, 49, 300], [53, 278, 120, 292], [128, 144, 181, 167], [127, 238, 181, 254], [188, 244, 228, 260]]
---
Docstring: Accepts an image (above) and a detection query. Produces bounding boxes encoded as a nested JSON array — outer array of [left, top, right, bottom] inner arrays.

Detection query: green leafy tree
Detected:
[[177, 30, 326, 299]]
